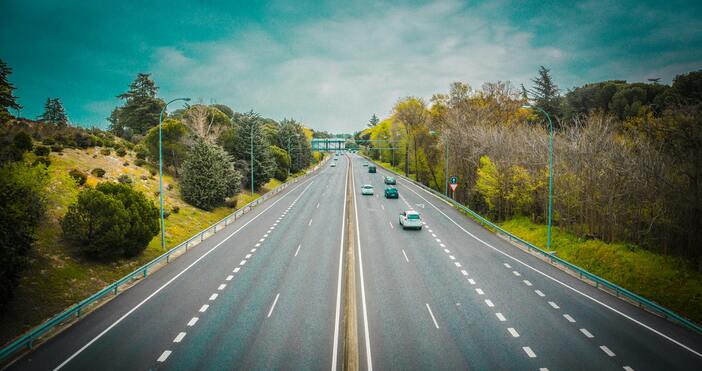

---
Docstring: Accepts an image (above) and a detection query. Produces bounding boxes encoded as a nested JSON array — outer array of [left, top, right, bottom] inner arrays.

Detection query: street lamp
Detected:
[[286, 133, 300, 178], [429, 130, 449, 196], [523, 104, 554, 251], [159, 97, 190, 250], [250, 122, 257, 195]]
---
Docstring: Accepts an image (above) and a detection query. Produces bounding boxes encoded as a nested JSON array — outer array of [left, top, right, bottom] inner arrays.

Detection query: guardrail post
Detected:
[[166, 253, 170, 263], [144, 268, 148, 278], [113, 286, 118, 295]]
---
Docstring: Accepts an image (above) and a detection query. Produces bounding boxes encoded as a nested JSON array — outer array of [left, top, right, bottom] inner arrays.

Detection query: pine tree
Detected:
[[0, 59, 22, 122], [181, 139, 242, 210], [368, 113, 379, 127], [278, 118, 312, 173], [109, 73, 165, 136], [528, 66, 562, 121], [38, 98, 68, 127]]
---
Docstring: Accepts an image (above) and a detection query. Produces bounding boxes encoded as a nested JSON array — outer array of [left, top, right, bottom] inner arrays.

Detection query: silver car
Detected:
[[361, 184, 374, 195], [399, 210, 422, 230]]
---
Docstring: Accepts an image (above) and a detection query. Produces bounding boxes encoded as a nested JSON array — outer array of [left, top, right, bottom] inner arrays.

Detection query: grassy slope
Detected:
[[500, 217, 702, 324], [0, 147, 285, 345]]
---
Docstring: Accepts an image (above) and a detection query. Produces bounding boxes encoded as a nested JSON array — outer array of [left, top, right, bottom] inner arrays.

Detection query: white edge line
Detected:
[[426, 303, 440, 329], [267, 293, 280, 318], [352, 160, 373, 371], [331, 156, 348, 371]]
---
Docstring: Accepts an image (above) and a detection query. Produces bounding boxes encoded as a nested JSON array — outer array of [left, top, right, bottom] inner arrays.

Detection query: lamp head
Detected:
[[521, 104, 531, 109]]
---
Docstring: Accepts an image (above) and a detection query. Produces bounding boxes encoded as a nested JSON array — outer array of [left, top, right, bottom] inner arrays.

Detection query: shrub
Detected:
[[100, 148, 111, 156], [135, 158, 146, 167], [149, 169, 157, 176], [13, 132, 33, 152], [181, 140, 242, 210], [33, 145, 50, 156], [171, 206, 180, 214], [91, 168, 106, 177], [123, 161, 129, 167], [116, 147, 127, 157], [224, 198, 238, 209], [61, 182, 159, 259], [51, 144, 63, 153], [0, 163, 47, 308], [69, 169, 87, 186], [117, 174, 132, 184], [42, 137, 55, 146], [166, 183, 173, 191], [135, 145, 148, 160], [140, 175, 148, 180], [32, 157, 51, 167], [270, 145, 291, 181]]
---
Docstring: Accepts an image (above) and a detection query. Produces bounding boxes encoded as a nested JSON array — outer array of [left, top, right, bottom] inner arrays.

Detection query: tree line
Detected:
[[360, 67, 702, 268]]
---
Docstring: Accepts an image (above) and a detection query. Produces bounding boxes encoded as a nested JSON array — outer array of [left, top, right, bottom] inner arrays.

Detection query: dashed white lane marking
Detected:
[[233, 267, 240, 273], [250, 248, 256, 253], [316, 202, 320, 208], [389, 222, 394, 229], [468, 279, 476, 285], [295, 244, 302, 257], [263, 234, 269, 238], [402, 249, 410, 263], [485, 299, 494, 307], [173, 332, 186, 343], [426, 304, 440, 329], [255, 243, 261, 247], [580, 328, 594, 338], [267, 293, 280, 318], [454, 262, 462, 267], [496, 313, 506, 321], [226, 275, 233, 281], [187, 317, 198, 327], [461, 270, 468, 276], [199, 304, 209, 313], [428, 229, 433, 233], [432, 233, 437, 238], [508, 328, 520, 337], [435, 238, 442, 243], [540, 368, 549, 371], [259, 238, 265, 242], [623, 366, 634, 371], [563, 314, 576, 323], [512, 271, 521, 277], [476, 288, 484, 295], [449, 255, 456, 260], [270, 226, 275, 230], [218, 284, 226, 290], [600, 345, 616, 357], [440, 243, 446, 248], [523, 346, 537, 358], [245, 254, 252, 259], [535, 289, 545, 297], [548, 301, 560, 309], [308, 219, 313, 226], [239, 260, 247, 266], [504, 263, 512, 268], [523, 280, 532, 286], [209, 293, 218, 301], [157, 350, 172, 362], [444, 249, 450, 253]]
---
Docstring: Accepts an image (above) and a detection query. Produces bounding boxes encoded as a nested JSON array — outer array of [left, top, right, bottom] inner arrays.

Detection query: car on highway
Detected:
[[368, 165, 376, 173], [331, 162, 336, 167], [384, 186, 398, 199], [361, 184, 374, 195], [384, 176, 396, 185], [333, 157, 338, 161], [399, 210, 422, 230], [363, 161, 369, 166]]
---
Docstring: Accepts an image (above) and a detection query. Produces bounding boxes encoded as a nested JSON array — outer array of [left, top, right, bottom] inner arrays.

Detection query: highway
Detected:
[[8, 153, 702, 370]]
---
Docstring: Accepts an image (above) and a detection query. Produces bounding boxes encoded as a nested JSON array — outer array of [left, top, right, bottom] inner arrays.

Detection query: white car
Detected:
[[361, 184, 374, 195], [399, 210, 422, 230], [331, 162, 337, 167]]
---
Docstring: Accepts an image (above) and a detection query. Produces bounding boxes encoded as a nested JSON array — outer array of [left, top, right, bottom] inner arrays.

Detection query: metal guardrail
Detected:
[[365, 156, 702, 335], [0, 157, 330, 361]]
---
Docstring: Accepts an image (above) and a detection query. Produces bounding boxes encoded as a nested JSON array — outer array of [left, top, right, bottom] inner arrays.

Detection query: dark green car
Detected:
[[384, 186, 398, 199], [384, 176, 396, 185], [368, 165, 376, 173]]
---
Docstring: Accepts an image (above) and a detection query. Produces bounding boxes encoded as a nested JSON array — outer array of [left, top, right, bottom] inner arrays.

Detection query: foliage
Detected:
[[32, 157, 51, 167], [180, 139, 242, 210], [116, 147, 127, 157], [68, 169, 87, 186], [225, 111, 274, 191], [528, 66, 563, 122], [61, 182, 159, 260], [182, 104, 230, 144], [33, 145, 50, 157], [91, 167, 106, 177], [0, 59, 22, 123], [117, 174, 132, 184], [143, 118, 189, 176], [368, 113, 379, 127], [0, 163, 47, 309], [38, 98, 69, 127], [13, 131, 33, 152], [270, 145, 291, 181], [109, 73, 165, 136], [277, 118, 313, 173]]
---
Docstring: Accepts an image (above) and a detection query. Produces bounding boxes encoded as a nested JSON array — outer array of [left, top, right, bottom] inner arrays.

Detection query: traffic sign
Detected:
[[449, 183, 458, 192], [449, 176, 458, 185]]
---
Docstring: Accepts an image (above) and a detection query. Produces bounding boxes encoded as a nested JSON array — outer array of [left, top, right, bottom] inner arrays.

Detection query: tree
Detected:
[[228, 111, 275, 191], [38, 98, 68, 127], [61, 182, 159, 260], [143, 118, 188, 177], [0, 163, 47, 309], [278, 119, 313, 173], [180, 139, 242, 210], [270, 145, 291, 181], [0, 59, 21, 123], [183, 104, 231, 144], [109, 73, 165, 136], [211, 103, 234, 119], [13, 131, 33, 152], [528, 66, 562, 123], [368, 113, 380, 127], [393, 97, 429, 179]]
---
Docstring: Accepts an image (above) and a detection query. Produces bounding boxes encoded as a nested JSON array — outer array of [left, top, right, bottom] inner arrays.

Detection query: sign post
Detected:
[[449, 176, 458, 198]]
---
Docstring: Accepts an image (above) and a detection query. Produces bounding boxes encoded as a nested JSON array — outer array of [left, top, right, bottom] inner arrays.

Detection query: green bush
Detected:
[[181, 140, 242, 210], [13, 132, 33, 152], [135, 158, 146, 167], [91, 168, 106, 177], [32, 157, 51, 167], [100, 148, 111, 156], [51, 144, 63, 153], [270, 145, 291, 181], [0, 163, 47, 309], [42, 137, 55, 146], [171, 206, 180, 214], [61, 182, 159, 259], [116, 147, 127, 157], [69, 169, 87, 186], [33, 145, 50, 157], [117, 174, 132, 184], [135, 145, 148, 160], [123, 161, 129, 167]]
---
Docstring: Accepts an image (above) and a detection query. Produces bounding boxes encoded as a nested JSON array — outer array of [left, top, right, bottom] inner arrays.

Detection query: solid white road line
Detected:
[[600, 345, 616, 357], [485, 299, 494, 307], [52, 178, 319, 371], [548, 301, 560, 309], [157, 350, 172, 362], [187, 317, 198, 327], [331, 158, 349, 371], [496, 313, 506, 322], [173, 332, 186, 343], [209, 293, 218, 301], [508, 328, 520, 337], [400, 178, 702, 359], [523, 346, 537, 358], [295, 244, 302, 257], [199, 304, 209, 313], [535, 289, 545, 297], [426, 303, 440, 329], [351, 162, 373, 371], [580, 328, 594, 338], [267, 293, 280, 318], [564, 314, 576, 323], [402, 249, 409, 263]]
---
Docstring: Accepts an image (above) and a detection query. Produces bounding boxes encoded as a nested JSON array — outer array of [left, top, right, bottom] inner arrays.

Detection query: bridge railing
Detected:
[[0, 156, 330, 362], [367, 157, 702, 335]]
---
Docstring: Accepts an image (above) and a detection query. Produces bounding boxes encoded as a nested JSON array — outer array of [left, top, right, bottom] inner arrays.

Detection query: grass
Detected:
[[500, 217, 702, 324], [0, 148, 297, 346]]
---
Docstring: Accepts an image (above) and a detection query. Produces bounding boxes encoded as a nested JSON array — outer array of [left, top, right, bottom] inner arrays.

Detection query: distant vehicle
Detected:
[[384, 176, 396, 185], [333, 157, 338, 161], [384, 186, 398, 199], [399, 210, 422, 230], [368, 165, 376, 173], [331, 162, 337, 167], [363, 161, 369, 166], [361, 184, 374, 195]]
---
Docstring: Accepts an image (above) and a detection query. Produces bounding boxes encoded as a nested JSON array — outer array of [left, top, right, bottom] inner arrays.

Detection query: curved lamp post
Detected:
[[159, 97, 190, 250], [523, 104, 554, 250]]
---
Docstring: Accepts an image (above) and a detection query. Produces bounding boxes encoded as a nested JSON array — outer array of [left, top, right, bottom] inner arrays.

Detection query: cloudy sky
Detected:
[[1, 0, 700, 132]]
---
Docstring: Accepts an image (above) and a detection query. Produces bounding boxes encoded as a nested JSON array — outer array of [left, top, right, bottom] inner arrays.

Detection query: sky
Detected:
[[1, 0, 701, 132]]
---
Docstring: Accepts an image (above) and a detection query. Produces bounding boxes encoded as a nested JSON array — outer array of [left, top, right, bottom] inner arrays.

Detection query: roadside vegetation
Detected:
[[0, 58, 322, 344], [359, 67, 702, 323]]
